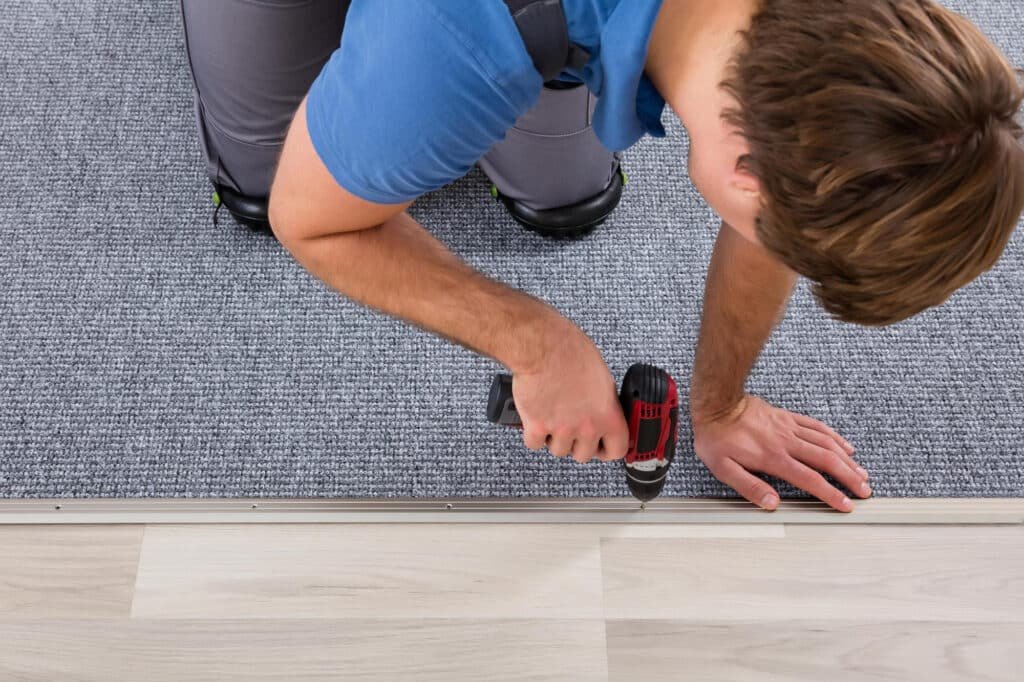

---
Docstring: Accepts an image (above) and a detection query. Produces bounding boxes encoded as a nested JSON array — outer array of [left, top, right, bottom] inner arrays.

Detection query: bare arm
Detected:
[[689, 222, 797, 424], [270, 97, 561, 375], [689, 222, 870, 512], [268, 97, 630, 463]]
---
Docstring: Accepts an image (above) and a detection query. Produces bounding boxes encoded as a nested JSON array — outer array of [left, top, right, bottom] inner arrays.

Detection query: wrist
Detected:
[[502, 301, 571, 376], [691, 393, 749, 428]]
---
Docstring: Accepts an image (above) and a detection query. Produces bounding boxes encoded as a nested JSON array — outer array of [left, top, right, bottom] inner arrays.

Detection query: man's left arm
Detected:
[[689, 222, 872, 512]]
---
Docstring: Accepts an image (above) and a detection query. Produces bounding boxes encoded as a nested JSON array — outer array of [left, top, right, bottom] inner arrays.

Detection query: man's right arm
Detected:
[[269, 97, 631, 464], [270, 96, 558, 376]]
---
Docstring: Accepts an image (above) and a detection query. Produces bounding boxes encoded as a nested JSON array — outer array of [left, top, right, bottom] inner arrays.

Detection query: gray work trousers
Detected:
[[178, 0, 620, 211]]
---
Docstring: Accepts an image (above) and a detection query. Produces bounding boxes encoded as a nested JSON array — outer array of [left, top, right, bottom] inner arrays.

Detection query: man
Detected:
[[187, 0, 1024, 511]]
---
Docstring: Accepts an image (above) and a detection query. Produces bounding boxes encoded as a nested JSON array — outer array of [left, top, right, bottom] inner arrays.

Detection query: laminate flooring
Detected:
[[0, 520, 1021, 681]]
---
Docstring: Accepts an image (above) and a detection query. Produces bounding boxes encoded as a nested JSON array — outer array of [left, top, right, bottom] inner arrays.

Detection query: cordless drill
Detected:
[[486, 363, 680, 502]]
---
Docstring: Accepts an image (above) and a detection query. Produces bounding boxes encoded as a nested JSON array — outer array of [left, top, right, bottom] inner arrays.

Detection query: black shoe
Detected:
[[212, 184, 272, 234], [491, 166, 626, 240]]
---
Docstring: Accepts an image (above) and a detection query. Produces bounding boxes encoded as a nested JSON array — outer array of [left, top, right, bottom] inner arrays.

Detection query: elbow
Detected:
[[267, 178, 362, 249], [268, 188, 303, 249]]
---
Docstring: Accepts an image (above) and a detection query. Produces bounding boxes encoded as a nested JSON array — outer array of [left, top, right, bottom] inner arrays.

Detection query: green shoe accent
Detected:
[[490, 185, 499, 199], [620, 170, 629, 186], [212, 190, 222, 208]]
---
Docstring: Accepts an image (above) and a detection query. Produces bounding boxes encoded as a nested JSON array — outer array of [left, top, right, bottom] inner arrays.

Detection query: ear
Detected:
[[730, 161, 761, 196]]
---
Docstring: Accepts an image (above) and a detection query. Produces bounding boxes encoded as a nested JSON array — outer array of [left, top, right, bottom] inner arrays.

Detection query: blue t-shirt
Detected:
[[306, 0, 666, 205]]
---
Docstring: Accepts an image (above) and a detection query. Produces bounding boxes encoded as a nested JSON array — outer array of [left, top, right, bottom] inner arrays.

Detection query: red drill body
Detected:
[[486, 363, 680, 503]]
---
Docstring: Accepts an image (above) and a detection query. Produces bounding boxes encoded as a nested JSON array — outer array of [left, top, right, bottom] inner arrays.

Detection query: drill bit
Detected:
[[640, 501, 647, 511]]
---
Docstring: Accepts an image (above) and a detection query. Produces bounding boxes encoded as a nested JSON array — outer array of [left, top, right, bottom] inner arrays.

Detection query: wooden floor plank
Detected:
[[3, 521, 1023, 679], [131, 524, 606, 620], [131, 524, 779, 620], [602, 525, 1024, 621], [0, 618, 608, 682], [605, 620, 1024, 682], [0, 525, 143, 619]]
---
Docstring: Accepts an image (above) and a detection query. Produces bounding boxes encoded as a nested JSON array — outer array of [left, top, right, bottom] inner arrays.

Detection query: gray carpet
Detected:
[[1, 1, 1022, 499]]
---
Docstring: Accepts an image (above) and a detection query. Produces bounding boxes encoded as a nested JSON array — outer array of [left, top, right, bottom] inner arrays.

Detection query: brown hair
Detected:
[[721, 0, 1024, 326]]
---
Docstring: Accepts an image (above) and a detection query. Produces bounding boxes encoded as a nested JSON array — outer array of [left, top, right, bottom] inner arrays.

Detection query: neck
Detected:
[[645, 0, 758, 130]]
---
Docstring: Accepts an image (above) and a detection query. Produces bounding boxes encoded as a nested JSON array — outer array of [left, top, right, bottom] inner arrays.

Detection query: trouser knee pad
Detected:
[[479, 80, 625, 240], [212, 183, 272, 235], [491, 164, 625, 240]]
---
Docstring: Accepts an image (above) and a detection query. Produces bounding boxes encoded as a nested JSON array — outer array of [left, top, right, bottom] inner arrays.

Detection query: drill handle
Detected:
[[486, 373, 522, 427]]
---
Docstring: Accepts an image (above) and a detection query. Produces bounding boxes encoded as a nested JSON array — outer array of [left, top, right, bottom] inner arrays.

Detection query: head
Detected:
[[711, 0, 1024, 326]]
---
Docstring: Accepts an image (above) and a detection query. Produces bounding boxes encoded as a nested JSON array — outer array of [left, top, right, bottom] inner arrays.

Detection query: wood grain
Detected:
[[0, 525, 143, 618], [605, 620, 1024, 682], [131, 523, 780, 620], [602, 525, 1024, 621], [5, 521, 1022, 679], [0, 618, 608, 682]]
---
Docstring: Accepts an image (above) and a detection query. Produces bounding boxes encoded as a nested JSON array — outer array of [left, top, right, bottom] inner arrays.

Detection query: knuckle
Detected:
[[786, 469, 815, 490], [527, 420, 548, 436], [600, 437, 627, 460], [830, 452, 852, 470], [600, 409, 622, 427], [804, 470, 827, 490], [548, 437, 568, 453], [830, 460, 850, 477], [523, 427, 546, 446], [752, 451, 775, 470], [817, 448, 840, 467], [803, 430, 826, 447]]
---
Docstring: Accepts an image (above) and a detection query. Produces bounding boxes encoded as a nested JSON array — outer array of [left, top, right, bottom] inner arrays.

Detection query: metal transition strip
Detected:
[[0, 497, 1021, 525]]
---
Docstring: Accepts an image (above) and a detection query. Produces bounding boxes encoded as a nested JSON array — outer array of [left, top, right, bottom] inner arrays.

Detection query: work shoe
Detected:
[[491, 165, 627, 240], [211, 183, 272, 235]]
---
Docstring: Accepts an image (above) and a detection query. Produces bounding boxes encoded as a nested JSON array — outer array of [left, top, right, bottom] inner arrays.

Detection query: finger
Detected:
[[793, 414, 861, 466], [547, 432, 574, 458], [596, 428, 629, 462], [794, 426, 870, 485], [793, 413, 856, 453], [791, 439, 872, 499], [775, 459, 854, 512], [707, 458, 780, 511], [572, 433, 601, 464], [595, 409, 630, 462], [522, 426, 548, 451]]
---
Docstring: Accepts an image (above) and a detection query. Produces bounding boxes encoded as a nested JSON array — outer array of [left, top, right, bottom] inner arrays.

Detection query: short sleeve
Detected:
[[305, 0, 538, 205]]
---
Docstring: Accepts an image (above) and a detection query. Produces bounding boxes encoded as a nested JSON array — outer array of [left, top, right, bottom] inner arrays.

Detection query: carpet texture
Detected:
[[1, 1, 1022, 499]]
